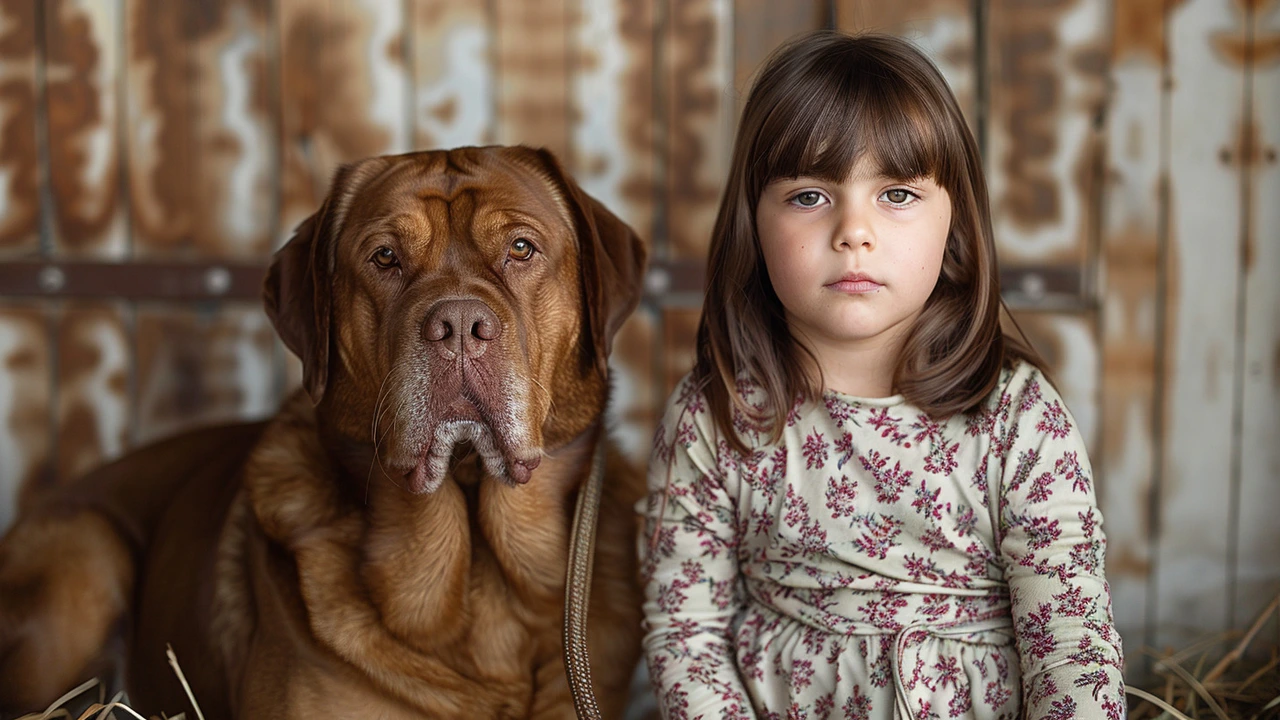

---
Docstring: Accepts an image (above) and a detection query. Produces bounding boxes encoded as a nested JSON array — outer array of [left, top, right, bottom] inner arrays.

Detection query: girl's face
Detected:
[[756, 155, 952, 380]]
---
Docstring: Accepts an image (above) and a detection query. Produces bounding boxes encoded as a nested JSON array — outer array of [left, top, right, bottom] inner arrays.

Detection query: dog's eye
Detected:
[[508, 238, 536, 261], [371, 246, 399, 269]]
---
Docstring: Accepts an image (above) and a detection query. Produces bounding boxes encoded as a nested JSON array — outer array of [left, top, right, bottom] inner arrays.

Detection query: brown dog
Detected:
[[0, 146, 648, 719]]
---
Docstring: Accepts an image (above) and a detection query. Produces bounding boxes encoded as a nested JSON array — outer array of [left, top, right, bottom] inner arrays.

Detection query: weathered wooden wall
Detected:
[[0, 0, 1277, 681]]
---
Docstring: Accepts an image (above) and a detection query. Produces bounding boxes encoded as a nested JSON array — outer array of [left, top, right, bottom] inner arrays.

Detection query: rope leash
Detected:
[[563, 439, 608, 719]]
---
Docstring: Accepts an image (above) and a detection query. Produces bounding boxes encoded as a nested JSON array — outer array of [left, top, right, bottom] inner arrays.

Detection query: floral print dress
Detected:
[[639, 362, 1125, 719]]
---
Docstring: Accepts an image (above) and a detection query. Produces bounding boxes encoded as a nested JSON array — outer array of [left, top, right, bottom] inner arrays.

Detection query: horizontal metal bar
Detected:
[[0, 261, 268, 301], [0, 260, 1085, 309]]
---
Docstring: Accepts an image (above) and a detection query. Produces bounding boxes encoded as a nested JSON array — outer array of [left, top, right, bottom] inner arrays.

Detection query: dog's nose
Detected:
[[424, 299, 502, 357]]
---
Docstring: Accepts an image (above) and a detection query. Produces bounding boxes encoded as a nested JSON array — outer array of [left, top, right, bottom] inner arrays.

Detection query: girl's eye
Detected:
[[881, 188, 919, 206], [508, 238, 536, 261], [791, 191, 825, 208], [371, 246, 399, 268]]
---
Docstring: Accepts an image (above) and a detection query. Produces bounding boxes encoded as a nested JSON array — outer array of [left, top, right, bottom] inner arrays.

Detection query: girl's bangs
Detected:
[[754, 64, 955, 190]]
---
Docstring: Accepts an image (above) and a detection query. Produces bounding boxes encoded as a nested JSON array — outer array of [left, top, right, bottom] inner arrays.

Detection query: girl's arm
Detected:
[[995, 365, 1127, 719], [639, 382, 757, 720]]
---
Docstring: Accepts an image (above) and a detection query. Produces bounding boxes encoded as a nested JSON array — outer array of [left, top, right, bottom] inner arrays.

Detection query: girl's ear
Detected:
[[529, 147, 650, 378]]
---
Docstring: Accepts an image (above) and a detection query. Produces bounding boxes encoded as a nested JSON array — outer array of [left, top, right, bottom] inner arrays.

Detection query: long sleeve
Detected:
[[993, 368, 1127, 719], [639, 383, 757, 720]]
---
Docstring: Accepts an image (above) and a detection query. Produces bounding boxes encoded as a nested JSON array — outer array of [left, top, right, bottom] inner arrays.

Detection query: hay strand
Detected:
[[1127, 686, 1196, 720], [11, 643, 201, 720], [1204, 594, 1280, 685], [1149, 651, 1232, 720], [1128, 591, 1280, 719], [164, 644, 204, 720], [19, 678, 100, 720]]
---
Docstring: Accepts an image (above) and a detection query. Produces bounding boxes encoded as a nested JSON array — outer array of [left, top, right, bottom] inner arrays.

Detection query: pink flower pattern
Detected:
[[640, 363, 1125, 718]]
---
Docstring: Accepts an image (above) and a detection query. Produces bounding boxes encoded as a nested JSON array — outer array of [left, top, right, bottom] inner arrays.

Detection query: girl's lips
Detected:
[[826, 277, 883, 293]]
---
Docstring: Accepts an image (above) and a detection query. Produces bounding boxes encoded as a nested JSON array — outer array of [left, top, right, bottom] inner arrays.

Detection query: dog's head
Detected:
[[263, 146, 647, 492]]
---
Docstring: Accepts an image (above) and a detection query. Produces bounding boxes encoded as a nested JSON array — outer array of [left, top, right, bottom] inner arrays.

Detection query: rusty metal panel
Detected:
[[608, 306, 659, 466], [1096, 0, 1168, 665], [410, 0, 494, 150], [664, 0, 733, 260], [573, 0, 659, 464], [134, 304, 275, 446], [278, 0, 409, 247], [1154, 0, 1249, 651], [0, 0, 40, 258], [0, 304, 51, 531], [732, 0, 827, 118], [1234, 0, 1280, 635], [986, 0, 1109, 269], [572, 0, 657, 244], [493, 0, 571, 160], [44, 0, 126, 259], [835, 0, 978, 127], [125, 0, 275, 259], [662, 307, 700, 401], [52, 302, 129, 484]]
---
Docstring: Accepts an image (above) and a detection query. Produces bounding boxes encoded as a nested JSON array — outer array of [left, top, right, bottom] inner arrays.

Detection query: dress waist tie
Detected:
[[887, 615, 1015, 720]]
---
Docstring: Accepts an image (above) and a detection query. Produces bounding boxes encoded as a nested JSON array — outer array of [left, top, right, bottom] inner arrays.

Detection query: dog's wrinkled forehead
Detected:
[[338, 149, 575, 236]]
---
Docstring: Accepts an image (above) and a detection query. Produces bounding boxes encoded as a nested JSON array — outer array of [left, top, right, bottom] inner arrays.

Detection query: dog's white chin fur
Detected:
[[406, 420, 507, 494]]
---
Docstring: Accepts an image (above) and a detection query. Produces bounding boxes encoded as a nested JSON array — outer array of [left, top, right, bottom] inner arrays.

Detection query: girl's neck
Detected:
[[794, 324, 909, 399]]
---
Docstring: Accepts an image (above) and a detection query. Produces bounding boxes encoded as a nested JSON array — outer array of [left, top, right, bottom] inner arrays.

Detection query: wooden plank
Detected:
[[608, 305, 658, 467], [986, 0, 1109, 268], [834, 0, 978, 127], [44, 0, 127, 258], [52, 302, 129, 484], [0, 304, 51, 531], [410, 0, 494, 150], [664, 0, 733, 260], [492, 0, 571, 160], [571, 0, 657, 244], [278, 0, 409, 247], [572, 0, 661, 475], [662, 307, 700, 401], [732, 0, 826, 118], [1095, 0, 1169, 665], [134, 305, 275, 446], [1234, 0, 1280, 632], [0, 0, 41, 258], [126, 0, 275, 260], [1154, 0, 1247, 651]]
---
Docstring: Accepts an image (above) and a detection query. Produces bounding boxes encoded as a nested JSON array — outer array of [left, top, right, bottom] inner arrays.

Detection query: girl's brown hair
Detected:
[[694, 30, 1044, 454]]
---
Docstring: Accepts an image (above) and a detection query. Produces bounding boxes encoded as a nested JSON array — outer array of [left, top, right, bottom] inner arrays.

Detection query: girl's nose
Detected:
[[833, 203, 875, 251]]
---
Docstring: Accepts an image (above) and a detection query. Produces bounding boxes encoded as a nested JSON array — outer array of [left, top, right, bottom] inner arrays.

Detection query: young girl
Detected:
[[640, 31, 1125, 719]]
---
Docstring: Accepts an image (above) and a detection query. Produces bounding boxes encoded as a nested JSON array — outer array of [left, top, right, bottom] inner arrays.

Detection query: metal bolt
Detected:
[[38, 266, 65, 293], [645, 267, 672, 295], [205, 267, 232, 295], [1020, 272, 1046, 302]]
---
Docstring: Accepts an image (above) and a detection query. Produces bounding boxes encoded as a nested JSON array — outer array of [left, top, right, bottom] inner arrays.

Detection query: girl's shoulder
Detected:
[[661, 371, 769, 424], [657, 371, 716, 441], [658, 370, 774, 452], [971, 358, 1075, 432]]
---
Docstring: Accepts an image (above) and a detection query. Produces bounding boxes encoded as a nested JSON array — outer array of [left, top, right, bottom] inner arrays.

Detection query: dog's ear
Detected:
[[263, 157, 389, 404], [531, 148, 649, 378], [263, 198, 334, 404]]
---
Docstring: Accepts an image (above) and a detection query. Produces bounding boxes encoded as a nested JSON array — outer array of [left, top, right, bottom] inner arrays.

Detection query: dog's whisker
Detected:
[[370, 368, 399, 447], [367, 393, 409, 504], [528, 376, 555, 414]]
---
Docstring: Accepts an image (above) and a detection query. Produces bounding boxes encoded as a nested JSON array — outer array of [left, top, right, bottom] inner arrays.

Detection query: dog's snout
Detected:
[[424, 299, 502, 357]]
